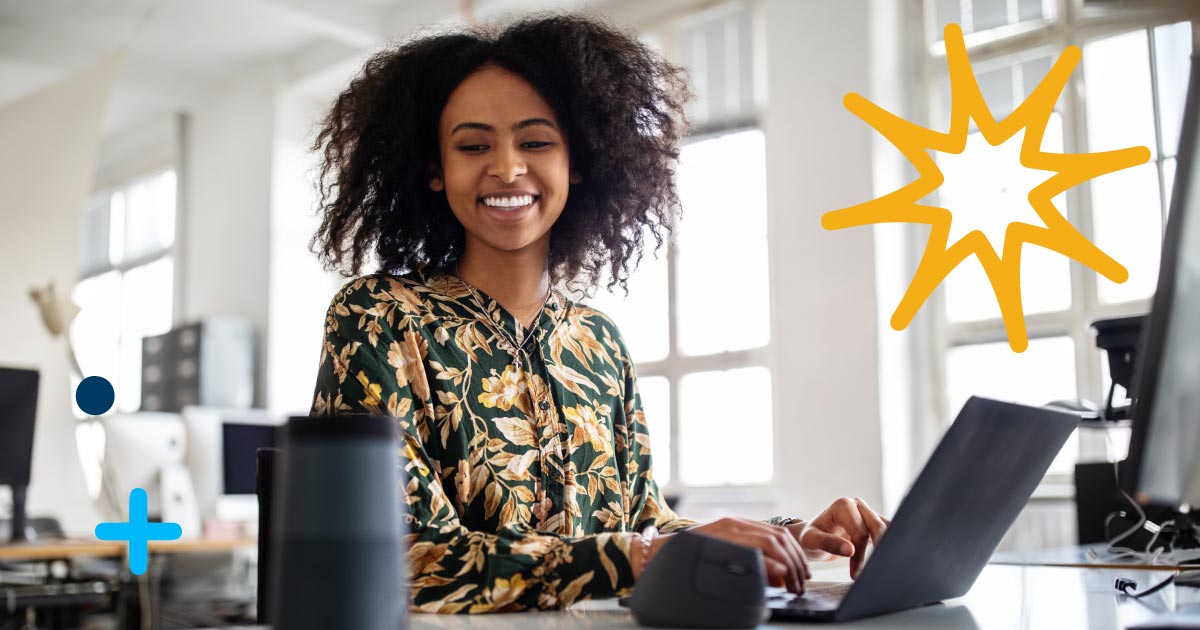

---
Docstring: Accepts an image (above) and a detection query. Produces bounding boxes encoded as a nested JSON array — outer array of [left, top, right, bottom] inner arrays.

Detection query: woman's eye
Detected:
[[458, 145, 487, 152], [523, 142, 552, 149]]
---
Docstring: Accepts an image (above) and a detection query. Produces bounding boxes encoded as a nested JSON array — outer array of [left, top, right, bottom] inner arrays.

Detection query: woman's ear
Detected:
[[569, 171, 582, 185], [429, 163, 444, 192]]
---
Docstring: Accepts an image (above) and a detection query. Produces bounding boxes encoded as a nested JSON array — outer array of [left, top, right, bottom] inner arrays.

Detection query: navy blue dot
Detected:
[[76, 376, 115, 416]]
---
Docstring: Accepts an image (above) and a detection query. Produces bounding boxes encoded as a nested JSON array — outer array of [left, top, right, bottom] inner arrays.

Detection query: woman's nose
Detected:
[[487, 145, 527, 182]]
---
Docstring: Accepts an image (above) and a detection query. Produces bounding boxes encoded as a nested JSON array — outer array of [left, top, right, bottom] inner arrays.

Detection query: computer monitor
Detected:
[[0, 367, 39, 542], [183, 407, 280, 524], [97, 412, 188, 520], [1125, 54, 1200, 510]]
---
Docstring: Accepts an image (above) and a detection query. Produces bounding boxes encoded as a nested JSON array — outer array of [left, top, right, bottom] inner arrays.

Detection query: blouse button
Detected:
[[539, 400, 550, 411]]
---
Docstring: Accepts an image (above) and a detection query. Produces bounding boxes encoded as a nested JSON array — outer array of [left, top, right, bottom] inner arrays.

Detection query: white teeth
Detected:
[[482, 194, 534, 208]]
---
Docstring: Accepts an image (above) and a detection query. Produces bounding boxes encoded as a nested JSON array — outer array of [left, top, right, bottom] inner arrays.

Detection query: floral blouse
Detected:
[[309, 268, 697, 612]]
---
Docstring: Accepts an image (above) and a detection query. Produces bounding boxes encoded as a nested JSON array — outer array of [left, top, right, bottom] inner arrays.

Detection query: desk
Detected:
[[0, 537, 256, 561], [213, 563, 1197, 629], [398, 564, 1198, 630], [992, 544, 1200, 571], [1, 538, 256, 629]]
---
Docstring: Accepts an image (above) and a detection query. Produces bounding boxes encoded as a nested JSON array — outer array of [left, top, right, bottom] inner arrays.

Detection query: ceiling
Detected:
[[0, 0, 703, 138]]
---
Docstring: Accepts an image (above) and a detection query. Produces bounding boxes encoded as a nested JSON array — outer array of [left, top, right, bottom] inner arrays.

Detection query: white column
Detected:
[[764, 0, 884, 518]]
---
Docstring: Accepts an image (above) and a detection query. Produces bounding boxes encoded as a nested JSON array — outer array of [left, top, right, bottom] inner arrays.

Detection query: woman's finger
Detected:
[[745, 531, 803, 594], [775, 525, 811, 582], [856, 498, 888, 543], [763, 556, 789, 588], [834, 499, 869, 578], [802, 527, 854, 558]]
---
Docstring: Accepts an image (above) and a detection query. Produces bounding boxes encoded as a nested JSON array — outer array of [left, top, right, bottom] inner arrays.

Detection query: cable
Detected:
[[1115, 574, 1176, 598], [1101, 425, 1150, 552]]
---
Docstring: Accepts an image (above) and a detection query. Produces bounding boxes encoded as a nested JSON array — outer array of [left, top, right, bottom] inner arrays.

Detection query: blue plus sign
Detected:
[[94, 488, 182, 575]]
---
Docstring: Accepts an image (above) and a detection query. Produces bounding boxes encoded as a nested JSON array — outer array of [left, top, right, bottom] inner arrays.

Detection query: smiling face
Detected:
[[432, 64, 580, 260]]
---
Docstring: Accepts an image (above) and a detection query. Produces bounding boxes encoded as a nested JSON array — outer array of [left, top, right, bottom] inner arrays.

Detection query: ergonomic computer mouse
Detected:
[[629, 529, 769, 629]]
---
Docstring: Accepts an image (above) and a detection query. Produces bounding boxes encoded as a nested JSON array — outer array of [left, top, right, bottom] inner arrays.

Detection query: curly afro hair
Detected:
[[309, 12, 692, 295]]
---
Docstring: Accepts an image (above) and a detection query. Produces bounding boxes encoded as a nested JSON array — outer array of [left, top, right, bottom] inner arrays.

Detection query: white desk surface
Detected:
[[218, 563, 1199, 629], [992, 544, 1200, 571], [401, 563, 1200, 630]]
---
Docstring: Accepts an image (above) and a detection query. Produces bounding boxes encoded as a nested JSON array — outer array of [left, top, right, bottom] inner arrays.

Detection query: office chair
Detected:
[[255, 447, 279, 625]]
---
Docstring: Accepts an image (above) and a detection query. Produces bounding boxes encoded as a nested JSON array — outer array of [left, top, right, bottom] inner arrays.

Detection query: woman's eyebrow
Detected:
[[450, 118, 557, 135]]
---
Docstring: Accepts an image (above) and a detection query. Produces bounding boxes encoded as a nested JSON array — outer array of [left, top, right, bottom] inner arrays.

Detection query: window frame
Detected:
[[915, 0, 1200, 489], [613, 2, 776, 503], [75, 167, 180, 416]]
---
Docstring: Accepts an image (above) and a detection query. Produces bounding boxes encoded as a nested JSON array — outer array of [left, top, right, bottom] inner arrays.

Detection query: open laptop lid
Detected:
[[835, 396, 1078, 621]]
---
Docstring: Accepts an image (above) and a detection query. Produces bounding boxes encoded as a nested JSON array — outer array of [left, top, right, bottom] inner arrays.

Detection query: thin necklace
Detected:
[[455, 263, 552, 371]]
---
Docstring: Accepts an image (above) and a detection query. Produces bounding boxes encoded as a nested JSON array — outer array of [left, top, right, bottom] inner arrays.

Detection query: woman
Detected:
[[309, 13, 887, 613]]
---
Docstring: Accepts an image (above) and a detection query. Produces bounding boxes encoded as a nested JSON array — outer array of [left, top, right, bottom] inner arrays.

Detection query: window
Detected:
[[920, 0, 1198, 476], [588, 4, 772, 493], [71, 170, 177, 416]]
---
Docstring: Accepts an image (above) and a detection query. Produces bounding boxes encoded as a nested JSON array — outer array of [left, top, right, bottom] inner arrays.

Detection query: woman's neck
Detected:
[[456, 246, 551, 328]]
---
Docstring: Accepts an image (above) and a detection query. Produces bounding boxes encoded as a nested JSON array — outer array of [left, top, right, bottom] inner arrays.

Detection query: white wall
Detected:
[[0, 56, 120, 535], [763, 0, 885, 520], [181, 68, 279, 407], [266, 62, 361, 417]]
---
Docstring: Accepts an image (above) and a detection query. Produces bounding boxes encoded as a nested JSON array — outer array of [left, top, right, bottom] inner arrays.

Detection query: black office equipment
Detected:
[[141, 318, 254, 412], [766, 397, 1077, 621], [1091, 314, 1146, 423], [255, 447, 279, 625], [1123, 54, 1200, 516], [269, 415, 405, 630], [1075, 314, 1143, 544], [630, 529, 768, 628], [0, 367, 40, 543], [222, 423, 275, 496]]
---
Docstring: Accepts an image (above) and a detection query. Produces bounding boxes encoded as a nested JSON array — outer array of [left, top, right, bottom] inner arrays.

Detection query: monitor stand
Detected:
[[7, 484, 29, 543]]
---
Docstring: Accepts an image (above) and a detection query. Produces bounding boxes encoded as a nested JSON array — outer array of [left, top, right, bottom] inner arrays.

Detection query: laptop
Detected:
[[768, 396, 1078, 621]]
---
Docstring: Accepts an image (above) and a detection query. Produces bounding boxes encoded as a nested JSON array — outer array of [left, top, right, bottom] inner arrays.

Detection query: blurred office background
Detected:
[[1, 0, 1197, 549]]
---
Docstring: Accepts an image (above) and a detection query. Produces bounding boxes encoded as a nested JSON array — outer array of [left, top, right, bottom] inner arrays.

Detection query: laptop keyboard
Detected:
[[767, 582, 853, 610]]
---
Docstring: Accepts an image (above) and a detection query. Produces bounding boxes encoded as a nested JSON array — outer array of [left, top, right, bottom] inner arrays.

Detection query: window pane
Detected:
[[587, 238, 669, 363], [1017, 0, 1044, 23], [123, 171, 176, 261], [976, 65, 1014, 119], [679, 367, 772, 485], [971, 0, 1009, 32], [946, 336, 1078, 472], [933, 0, 962, 42], [1093, 163, 1162, 304], [638, 375, 671, 487], [940, 113, 1071, 321], [79, 195, 110, 275], [1084, 30, 1157, 159], [933, 54, 1055, 131], [1155, 22, 1193, 159], [117, 258, 174, 412], [677, 129, 770, 355], [70, 271, 122, 405]]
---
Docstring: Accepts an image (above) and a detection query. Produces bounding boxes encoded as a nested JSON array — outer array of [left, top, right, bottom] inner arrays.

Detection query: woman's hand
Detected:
[[640, 517, 811, 594], [785, 498, 889, 580]]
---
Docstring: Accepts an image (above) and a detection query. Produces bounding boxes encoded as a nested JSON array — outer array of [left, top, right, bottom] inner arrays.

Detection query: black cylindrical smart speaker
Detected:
[[269, 415, 406, 629]]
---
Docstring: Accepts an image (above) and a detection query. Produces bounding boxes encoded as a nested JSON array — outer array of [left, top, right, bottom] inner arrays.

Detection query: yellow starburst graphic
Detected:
[[822, 24, 1151, 352]]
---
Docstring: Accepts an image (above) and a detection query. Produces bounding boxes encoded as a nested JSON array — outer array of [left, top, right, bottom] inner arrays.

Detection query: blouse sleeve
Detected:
[[310, 287, 641, 613], [616, 336, 698, 534]]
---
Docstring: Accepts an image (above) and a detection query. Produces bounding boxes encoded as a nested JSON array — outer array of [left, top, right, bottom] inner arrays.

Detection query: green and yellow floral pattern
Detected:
[[310, 269, 695, 612]]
